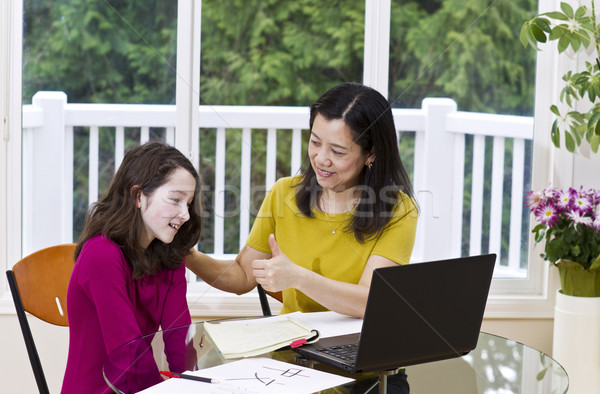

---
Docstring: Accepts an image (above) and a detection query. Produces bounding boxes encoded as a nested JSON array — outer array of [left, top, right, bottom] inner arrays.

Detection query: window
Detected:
[[1, 0, 559, 318]]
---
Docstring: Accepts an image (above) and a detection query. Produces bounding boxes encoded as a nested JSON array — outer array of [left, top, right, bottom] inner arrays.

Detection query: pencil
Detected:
[[159, 370, 220, 383]]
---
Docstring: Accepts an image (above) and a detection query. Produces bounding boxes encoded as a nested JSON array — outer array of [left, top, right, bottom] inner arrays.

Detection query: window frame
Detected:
[[0, 0, 560, 318]]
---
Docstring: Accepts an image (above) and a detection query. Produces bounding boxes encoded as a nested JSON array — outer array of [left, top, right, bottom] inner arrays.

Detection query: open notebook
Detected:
[[294, 254, 497, 373], [203, 316, 319, 359]]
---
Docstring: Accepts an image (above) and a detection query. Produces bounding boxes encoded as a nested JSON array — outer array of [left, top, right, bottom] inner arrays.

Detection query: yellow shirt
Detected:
[[246, 175, 418, 314]]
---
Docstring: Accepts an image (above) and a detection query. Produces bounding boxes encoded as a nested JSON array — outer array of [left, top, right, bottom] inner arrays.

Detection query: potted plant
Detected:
[[527, 186, 600, 297], [520, 1, 600, 153], [522, 4, 600, 392]]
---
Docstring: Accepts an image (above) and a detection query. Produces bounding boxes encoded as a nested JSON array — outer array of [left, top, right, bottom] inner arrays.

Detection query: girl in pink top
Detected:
[[62, 142, 202, 393]]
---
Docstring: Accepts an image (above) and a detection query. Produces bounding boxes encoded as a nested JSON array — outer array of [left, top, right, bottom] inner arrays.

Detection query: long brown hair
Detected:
[[295, 82, 416, 242], [75, 141, 202, 278]]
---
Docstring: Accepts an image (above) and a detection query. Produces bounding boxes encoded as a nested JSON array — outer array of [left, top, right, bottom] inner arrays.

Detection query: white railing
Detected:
[[22, 92, 533, 277]]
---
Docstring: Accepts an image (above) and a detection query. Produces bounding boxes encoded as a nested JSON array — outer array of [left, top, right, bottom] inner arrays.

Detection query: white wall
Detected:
[[573, 154, 600, 190], [0, 315, 69, 394]]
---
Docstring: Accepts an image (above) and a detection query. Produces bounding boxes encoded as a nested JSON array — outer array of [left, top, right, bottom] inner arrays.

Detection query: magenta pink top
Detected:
[[61, 235, 192, 393]]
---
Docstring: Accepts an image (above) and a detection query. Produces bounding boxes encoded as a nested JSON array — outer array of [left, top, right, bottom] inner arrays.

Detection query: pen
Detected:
[[159, 370, 220, 384]]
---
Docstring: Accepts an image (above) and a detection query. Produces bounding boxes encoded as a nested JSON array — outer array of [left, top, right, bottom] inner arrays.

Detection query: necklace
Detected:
[[322, 198, 359, 235]]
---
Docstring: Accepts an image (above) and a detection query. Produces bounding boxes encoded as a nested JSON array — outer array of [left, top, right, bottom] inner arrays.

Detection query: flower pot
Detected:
[[556, 259, 600, 297], [553, 290, 600, 394]]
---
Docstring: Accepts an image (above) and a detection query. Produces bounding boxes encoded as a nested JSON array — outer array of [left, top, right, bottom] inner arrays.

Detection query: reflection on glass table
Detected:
[[406, 332, 568, 394], [103, 323, 568, 394]]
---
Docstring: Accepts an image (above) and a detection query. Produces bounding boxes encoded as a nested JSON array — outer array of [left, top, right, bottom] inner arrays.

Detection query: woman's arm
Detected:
[[252, 235, 397, 318], [185, 245, 270, 294]]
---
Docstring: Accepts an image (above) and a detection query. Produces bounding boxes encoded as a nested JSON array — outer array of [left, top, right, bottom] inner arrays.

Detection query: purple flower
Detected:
[[556, 189, 575, 210], [526, 190, 546, 212], [573, 192, 593, 214], [536, 202, 559, 227]]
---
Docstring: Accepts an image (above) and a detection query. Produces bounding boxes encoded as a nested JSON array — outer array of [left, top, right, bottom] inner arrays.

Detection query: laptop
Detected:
[[293, 254, 496, 374]]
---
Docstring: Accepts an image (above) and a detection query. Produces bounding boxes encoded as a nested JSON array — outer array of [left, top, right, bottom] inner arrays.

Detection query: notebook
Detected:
[[203, 316, 319, 359], [293, 254, 496, 374]]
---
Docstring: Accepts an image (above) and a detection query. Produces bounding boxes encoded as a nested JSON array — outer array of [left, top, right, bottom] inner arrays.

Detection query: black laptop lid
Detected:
[[354, 254, 496, 372]]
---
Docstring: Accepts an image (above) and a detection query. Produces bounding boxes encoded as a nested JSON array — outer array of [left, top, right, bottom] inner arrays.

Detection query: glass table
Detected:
[[103, 321, 568, 393]]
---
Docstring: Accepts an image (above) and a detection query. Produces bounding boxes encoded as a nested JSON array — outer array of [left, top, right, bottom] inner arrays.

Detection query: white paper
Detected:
[[138, 358, 354, 394], [286, 311, 363, 339]]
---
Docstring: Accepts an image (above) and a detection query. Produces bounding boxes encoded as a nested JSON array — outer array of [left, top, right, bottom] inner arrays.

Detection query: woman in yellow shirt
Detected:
[[187, 82, 418, 318]]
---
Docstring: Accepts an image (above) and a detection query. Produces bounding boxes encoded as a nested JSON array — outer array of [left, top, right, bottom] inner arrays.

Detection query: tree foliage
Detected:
[[390, 0, 536, 115], [24, 0, 536, 111], [200, 0, 365, 106], [24, 0, 177, 104]]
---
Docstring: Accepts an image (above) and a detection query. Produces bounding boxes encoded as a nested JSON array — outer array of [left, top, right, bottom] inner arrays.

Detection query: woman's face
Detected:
[[308, 113, 374, 193], [137, 167, 196, 249]]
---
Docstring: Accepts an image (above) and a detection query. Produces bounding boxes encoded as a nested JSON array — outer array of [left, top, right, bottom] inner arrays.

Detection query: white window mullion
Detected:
[[509, 138, 525, 272], [175, 0, 201, 168], [363, 0, 391, 96], [1, 0, 23, 284]]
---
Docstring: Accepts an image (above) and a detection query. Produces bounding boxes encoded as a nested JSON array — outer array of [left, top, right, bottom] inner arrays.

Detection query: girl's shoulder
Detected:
[[74, 236, 131, 280], [78, 235, 125, 263]]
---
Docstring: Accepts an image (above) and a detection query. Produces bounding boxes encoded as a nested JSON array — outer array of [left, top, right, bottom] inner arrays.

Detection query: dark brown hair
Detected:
[[75, 141, 202, 278], [295, 82, 416, 242]]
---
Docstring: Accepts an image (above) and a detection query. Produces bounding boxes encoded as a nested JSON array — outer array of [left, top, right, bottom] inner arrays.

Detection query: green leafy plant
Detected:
[[521, 2, 600, 153]]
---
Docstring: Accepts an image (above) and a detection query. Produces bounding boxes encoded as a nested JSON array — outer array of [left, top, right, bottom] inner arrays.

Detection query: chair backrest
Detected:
[[6, 243, 76, 394], [256, 284, 283, 316]]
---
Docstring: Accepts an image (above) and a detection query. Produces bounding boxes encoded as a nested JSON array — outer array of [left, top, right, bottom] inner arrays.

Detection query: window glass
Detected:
[[198, 0, 365, 253], [199, 0, 365, 107], [389, 0, 537, 277], [23, 0, 178, 240]]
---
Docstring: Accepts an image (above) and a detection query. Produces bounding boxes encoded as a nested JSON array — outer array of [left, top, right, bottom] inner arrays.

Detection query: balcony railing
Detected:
[[22, 91, 533, 278]]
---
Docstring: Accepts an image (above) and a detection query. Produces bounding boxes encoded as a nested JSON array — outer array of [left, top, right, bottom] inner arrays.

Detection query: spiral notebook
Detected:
[[204, 316, 319, 359]]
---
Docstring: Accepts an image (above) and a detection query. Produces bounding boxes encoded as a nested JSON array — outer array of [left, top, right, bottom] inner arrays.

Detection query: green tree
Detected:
[[200, 0, 365, 106], [390, 0, 537, 115], [23, 0, 177, 104]]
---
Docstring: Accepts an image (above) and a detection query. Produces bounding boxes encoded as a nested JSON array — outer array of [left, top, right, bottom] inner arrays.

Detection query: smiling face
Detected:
[[309, 113, 375, 193], [137, 167, 196, 249]]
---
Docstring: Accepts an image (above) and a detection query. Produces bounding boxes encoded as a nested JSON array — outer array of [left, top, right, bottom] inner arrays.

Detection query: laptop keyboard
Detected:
[[316, 343, 358, 363]]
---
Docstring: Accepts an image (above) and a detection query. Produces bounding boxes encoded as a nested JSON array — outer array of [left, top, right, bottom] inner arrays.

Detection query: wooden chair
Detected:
[[6, 243, 76, 394], [257, 284, 283, 316]]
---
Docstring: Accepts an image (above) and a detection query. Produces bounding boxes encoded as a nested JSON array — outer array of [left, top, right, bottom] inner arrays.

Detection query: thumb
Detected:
[[268, 234, 282, 257]]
